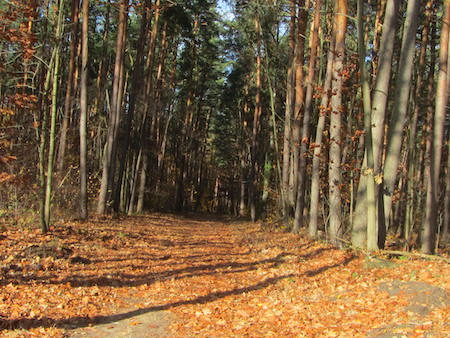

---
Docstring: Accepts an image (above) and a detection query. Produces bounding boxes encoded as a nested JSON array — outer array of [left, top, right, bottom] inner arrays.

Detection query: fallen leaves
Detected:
[[0, 213, 448, 337]]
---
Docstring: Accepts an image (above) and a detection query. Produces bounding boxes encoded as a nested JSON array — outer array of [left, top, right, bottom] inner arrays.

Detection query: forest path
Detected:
[[0, 213, 448, 337]]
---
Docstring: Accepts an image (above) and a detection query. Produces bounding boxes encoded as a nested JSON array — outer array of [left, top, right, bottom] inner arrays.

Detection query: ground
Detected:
[[0, 213, 448, 337]]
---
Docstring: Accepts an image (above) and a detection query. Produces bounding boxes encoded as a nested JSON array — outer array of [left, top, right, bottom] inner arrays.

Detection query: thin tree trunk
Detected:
[[422, 2, 450, 254], [293, 0, 320, 232], [79, 0, 89, 220], [281, 0, 296, 218], [250, 9, 263, 222], [135, 0, 161, 213], [443, 133, 450, 244], [240, 155, 247, 217], [405, 0, 433, 240], [328, 0, 347, 246], [93, 0, 110, 116], [239, 85, 250, 217], [57, 0, 79, 173], [371, 0, 387, 73], [44, 0, 65, 227], [38, 50, 56, 233], [97, 0, 128, 214], [309, 43, 334, 239], [113, 4, 149, 212], [291, 1, 308, 227], [352, 0, 400, 248], [420, 49, 436, 250], [382, 0, 420, 230], [357, 0, 377, 251]]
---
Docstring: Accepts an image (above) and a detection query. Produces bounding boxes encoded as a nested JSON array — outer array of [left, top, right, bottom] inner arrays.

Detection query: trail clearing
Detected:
[[0, 214, 448, 337]]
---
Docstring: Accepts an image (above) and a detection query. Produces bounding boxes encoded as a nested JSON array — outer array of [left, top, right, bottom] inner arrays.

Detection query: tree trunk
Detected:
[[293, 0, 320, 232], [422, 1, 449, 254], [357, 0, 377, 251], [79, 0, 89, 220], [382, 0, 420, 230], [57, 0, 79, 173], [405, 0, 433, 240], [93, 0, 110, 116], [370, 0, 387, 73], [290, 1, 308, 229], [97, 0, 128, 214], [135, 0, 161, 213], [281, 0, 296, 218], [250, 10, 263, 222], [352, 0, 400, 248], [112, 4, 149, 213], [309, 43, 334, 239], [44, 0, 65, 227], [328, 0, 347, 246], [443, 133, 450, 244], [38, 50, 56, 233]]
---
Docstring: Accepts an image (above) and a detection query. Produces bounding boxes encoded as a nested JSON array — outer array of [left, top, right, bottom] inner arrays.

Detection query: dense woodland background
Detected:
[[0, 0, 449, 254]]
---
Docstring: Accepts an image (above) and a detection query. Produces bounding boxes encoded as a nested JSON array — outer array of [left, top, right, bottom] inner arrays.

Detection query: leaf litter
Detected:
[[0, 213, 448, 337]]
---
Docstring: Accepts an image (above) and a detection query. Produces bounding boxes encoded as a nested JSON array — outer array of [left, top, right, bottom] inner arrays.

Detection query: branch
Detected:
[[379, 250, 450, 263]]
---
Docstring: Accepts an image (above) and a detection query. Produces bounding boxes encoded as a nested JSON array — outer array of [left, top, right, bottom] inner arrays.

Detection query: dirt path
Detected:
[[69, 308, 174, 337], [0, 214, 449, 337]]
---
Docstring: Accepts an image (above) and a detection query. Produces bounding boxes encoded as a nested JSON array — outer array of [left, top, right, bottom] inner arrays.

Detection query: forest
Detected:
[[0, 0, 449, 335], [1, 0, 449, 252]]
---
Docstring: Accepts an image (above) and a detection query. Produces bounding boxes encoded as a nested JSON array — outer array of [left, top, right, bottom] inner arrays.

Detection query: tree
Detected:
[[43, 0, 65, 230], [1, 0, 449, 257], [97, 0, 128, 214], [382, 0, 420, 232], [79, 0, 89, 220], [422, 1, 450, 254], [328, 0, 347, 246], [249, 2, 263, 222], [56, 0, 80, 173], [281, 0, 296, 220], [293, 0, 321, 233], [352, 0, 400, 249], [357, 0, 377, 251], [290, 0, 307, 232]]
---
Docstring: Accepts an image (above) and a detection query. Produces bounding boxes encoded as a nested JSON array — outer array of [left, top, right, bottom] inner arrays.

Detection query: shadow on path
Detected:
[[1, 254, 358, 331], [1, 274, 294, 331]]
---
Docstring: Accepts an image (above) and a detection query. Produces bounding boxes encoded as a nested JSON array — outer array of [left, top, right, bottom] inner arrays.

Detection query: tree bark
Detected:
[[113, 3, 149, 213], [135, 0, 161, 213], [97, 0, 128, 214], [56, 0, 79, 173], [44, 0, 65, 226], [93, 0, 110, 117], [281, 0, 296, 218], [293, 0, 320, 232], [309, 42, 334, 239], [352, 0, 400, 249], [404, 0, 433, 240], [443, 133, 450, 244], [422, 1, 450, 254], [357, 0, 377, 251], [38, 50, 56, 233], [250, 9, 263, 222], [382, 0, 420, 230], [290, 1, 308, 229], [79, 0, 89, 220], [328, 0, 347, 246]]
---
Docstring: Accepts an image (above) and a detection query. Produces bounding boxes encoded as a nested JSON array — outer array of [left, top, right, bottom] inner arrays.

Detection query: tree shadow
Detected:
[[0, 213, 359, 333], [0, 253, 357, 330], [304, 253, 356, 277], [0, 274, 294, 331], [298, 247, 333, 260], [0, 252, 290, 287]]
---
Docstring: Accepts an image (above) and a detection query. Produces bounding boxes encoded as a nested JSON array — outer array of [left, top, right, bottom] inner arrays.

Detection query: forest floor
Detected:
[[0, 213, 449, 337]]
